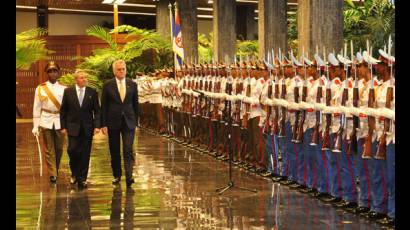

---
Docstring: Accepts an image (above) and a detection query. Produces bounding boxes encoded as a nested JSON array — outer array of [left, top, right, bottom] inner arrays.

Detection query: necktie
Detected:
[[79, 88, 84, 106], [119, 81, 125, 102]]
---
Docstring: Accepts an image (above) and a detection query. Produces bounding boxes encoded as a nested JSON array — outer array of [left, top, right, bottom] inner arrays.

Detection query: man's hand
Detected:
[[32, 127, 39, 136], [60, 129, 67, 135], [94, 128, 100, 135], [101, 127, 108, 135]]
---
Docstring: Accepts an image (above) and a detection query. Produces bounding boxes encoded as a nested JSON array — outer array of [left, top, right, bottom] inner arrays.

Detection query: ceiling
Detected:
[[16, 0, 300, 19]]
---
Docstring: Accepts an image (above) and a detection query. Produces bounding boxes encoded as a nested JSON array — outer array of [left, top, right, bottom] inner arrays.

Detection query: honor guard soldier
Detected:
[[32, 61, 67, 183]]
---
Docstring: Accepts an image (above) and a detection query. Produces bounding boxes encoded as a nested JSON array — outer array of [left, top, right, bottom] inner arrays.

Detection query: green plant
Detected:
[[236, 40, 259, 59], [16, 28, 53, 70], [59, 25, 173, 91], [343, 0, 395, 55]]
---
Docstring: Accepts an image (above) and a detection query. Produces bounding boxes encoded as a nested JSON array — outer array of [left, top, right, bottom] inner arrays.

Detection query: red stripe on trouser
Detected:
[[209, 121, 213, 147], [322, 150, 329, 193], [346, 141, 357, 197], [335, 155, 343, 198], [363, 160, 372, 208], [236, 133, 241, 159], [313, 156, 317, 188], [381, 165, 388, 212], [271, 134, 277, 173], [293, 143, 300, 180], [304, 158, 307, 184], [259, 127, 265, 163]]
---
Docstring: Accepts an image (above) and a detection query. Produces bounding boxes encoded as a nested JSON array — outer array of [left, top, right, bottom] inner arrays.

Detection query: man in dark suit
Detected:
[[101, 60, 139, 187], [60, 70, 101, 188]]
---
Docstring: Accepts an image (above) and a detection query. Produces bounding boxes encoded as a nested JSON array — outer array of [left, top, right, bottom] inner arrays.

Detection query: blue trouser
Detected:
[[327, 134, 343, 198], [370, 141, 388, 214], [278, 121, 292, 178], [339, 139, 358, 203], [386, 143, 395, 218], [285, 121, 298, 181], [295, 133, 306, 186], [356, 138, 372, 208], [264, 133, 280, 175], [315, 132, 329, 194], [304, 128, 317, 189]]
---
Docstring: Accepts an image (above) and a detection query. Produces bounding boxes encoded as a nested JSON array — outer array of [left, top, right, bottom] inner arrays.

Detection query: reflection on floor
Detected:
[[16, 123, 385, 229]]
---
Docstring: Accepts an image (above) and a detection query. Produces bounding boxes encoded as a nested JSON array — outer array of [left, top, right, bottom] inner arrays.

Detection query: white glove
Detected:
[[32, 126, 39, 136]]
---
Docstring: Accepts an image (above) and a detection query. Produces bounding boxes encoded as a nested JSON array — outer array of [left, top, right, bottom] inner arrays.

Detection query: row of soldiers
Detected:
[[136, 44, 395, 226]]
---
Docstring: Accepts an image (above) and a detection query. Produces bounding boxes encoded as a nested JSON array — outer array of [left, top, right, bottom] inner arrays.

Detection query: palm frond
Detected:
[[16, 28, 53, 70], [86, 25, 117, 51]]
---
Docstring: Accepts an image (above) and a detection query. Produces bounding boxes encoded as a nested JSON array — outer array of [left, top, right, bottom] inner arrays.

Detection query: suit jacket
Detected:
[[60, 86, 101, 137], [101, 78, 139, 130]]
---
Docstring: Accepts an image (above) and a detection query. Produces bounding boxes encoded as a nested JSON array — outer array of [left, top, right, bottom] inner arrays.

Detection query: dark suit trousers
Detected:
[[108, 116, 135, 180], [67, 126, 92, 182]]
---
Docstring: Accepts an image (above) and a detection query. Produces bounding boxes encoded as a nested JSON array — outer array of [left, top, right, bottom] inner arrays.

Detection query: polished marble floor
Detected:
[[16, 122, 388, 229]]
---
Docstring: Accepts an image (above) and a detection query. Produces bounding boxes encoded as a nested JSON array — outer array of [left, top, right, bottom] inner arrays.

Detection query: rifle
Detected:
[[321, 65, 332, 151], [347, 41, 359, 154], [296, 51, 308, 143], [264, 52, 273, 134], [362, 46, 377, 159], [211, 63, 221, 121], [182, 68, 188, 113], [333, 82, 348, 153], [272, 53, 280, 135], [375, 84, 393, 160], [290, 51, 301, 142], [375, 37, 394, 160], [233, 58, 243, 126], [242, 59, 252, 129], [278, 57, 287, 137]]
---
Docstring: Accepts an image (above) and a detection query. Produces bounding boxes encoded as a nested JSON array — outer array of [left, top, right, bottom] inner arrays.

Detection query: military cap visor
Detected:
[[45, 62, 60, 72]]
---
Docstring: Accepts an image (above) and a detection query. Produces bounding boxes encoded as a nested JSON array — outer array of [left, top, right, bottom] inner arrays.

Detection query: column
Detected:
[[213, 0, 236, 62], [179, 0, 198, 63], [258, 0, 288, 59], [298, 0, 343, 57]]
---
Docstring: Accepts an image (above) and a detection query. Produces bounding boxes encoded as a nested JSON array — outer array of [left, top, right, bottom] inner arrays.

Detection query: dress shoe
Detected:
[[281, 179, 295, 186], [126, 178, 135, 187], [322, 197, 342, 203], [356, 206, 370, 214], [50, 176, 57, 183], [298, 186, 310, 193], [271, 175, 282, 182], [288, 182, 301, 188], [367, 211, 387, 220], [377, 216, 395, 226], [70, 177, 77, 185], [112, 177, 121, 185], [336, 201, 358, 210], [78, 181, 87, 189], [317, 193, 334, 202]]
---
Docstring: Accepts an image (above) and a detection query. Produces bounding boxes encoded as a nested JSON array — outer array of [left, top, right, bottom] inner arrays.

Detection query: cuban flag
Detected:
[[172, 6, 184, 70]]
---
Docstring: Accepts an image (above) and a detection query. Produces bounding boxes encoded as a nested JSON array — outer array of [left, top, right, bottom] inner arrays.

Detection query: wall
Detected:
[[198, 19, 212, 35], [16, 11, 115, 35], [16, 11, 37, 33], [17, 10, 212, 36], [48, 13, 114, 35]]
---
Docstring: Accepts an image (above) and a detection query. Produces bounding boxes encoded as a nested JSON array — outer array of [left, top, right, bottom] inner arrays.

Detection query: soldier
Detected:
[[354, 50, 377, 215], [32, 61, 67, 183], [361, 50, 389, 220], [321, 53, 344, 203], [310, 52, 332, 199], [332, 52, 358, 210], [375, 48, 395, 226]]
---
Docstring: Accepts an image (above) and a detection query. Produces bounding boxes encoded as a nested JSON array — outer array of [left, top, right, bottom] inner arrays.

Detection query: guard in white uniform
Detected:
[[32, 61, 67, 183]]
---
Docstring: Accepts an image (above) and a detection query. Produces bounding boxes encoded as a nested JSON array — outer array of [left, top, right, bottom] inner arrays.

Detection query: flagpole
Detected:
[[168, 3, 177, 73]]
